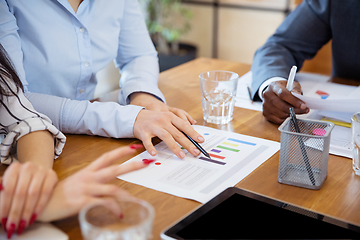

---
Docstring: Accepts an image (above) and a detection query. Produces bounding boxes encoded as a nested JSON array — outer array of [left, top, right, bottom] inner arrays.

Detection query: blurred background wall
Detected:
[[94, 0, 332, 99]]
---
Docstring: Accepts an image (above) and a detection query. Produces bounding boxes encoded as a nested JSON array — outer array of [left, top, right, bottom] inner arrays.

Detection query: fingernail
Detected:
[[300, 103, 307, 109], [119, 213, 124, 219], [7, 223, 15, 239], [142, 159, 156, 164], [17, 220, 26, 235], [29, 213, 37, 226], [129, 144, 143, 150], [194, 149, 200, 155], [150, 150, 156, 156], [2, 217, 7, 231], [197, 136, 205, 142], [179, 151, 186, 159], [0, 183, 3, 191]]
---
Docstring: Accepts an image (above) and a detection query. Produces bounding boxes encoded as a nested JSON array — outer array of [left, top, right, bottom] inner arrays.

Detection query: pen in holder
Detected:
[[278, 111, 334, 190]]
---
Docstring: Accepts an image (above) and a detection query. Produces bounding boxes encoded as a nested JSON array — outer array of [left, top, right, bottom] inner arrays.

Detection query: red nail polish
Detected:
[[142, 159, 156, 164], [29, 213, 37, 226], [130, 144, 143, 150], [7, 223, 15, 239], [119, 213, 124, 219], [0, 183, 3, 191], [17, 220, 26, 235], [2, 217, 7, 231]]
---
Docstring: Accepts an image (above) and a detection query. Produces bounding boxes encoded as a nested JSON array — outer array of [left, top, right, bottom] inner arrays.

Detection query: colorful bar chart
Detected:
[[197, 136, 258, 165]]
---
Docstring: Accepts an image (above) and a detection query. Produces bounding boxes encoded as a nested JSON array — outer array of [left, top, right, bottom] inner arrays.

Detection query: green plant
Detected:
[[141, 0, 193, 55]]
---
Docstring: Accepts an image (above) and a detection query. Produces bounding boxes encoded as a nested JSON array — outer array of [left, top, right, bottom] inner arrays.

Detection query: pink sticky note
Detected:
[[312, 128, 326, 136]]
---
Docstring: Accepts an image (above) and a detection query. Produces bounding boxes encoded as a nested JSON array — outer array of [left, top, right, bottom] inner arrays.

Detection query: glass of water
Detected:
[[79, 196, 155, 240], [352, 112, 360, 175], [199, 70, 239, 124]]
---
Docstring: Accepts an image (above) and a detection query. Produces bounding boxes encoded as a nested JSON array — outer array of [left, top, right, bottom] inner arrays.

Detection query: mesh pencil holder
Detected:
[[278, 118, 334, 190]]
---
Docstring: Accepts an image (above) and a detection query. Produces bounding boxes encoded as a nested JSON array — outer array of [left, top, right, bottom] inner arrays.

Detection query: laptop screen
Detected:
[[162, 187, 360, 239]]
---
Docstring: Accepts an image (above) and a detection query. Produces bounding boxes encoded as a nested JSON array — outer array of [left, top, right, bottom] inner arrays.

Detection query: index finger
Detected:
[[171, 116, 204, 144], [0, 163, 20, 220], [168, 107, 197, 125], [87, 146, 137, 171], [95, 161, 148, 183]]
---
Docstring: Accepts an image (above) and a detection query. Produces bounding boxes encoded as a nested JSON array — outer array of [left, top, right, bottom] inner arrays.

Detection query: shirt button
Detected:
[[79, 89, 84, 94], [84, 62, 89, 67], [80, 27, 85, 33]]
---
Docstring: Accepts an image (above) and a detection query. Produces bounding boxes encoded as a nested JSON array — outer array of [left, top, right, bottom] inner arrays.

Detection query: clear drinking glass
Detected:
[[199, 70, 239, 124], [79, 197, 155, 240], [352, 112, 360, 175]]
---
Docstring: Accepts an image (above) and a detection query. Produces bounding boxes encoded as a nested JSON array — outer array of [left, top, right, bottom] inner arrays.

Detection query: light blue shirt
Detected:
[[0, 0, 165, 138]]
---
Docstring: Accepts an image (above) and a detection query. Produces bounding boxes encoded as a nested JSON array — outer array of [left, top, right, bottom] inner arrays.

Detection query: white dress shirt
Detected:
[[0, 0, 165, 138], [0, 76, 66, 164]]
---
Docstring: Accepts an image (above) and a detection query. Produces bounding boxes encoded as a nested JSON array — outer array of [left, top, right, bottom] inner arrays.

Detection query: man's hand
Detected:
[[262, 80, 309, 124]]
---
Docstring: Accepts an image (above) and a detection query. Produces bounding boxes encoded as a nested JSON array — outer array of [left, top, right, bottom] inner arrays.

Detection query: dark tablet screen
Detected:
[[163, 187, 360, 239]]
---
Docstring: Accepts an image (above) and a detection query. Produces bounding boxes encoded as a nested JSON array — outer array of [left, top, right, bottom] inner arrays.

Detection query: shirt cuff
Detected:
[[258, 77, 287, 101]]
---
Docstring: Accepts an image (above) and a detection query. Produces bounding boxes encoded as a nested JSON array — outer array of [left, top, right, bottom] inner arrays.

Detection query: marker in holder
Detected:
[[278, 117, 334, 190]]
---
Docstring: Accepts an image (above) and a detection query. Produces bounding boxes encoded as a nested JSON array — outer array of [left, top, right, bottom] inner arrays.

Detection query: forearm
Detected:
[[25, 91, 144, 138], [251, 0, 331, 99], [17, 130, 54, 169]]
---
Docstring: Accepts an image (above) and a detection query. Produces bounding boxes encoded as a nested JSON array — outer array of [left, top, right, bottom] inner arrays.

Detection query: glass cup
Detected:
[[199, 70, 239, 125], [79, 197, 155, 240], [352, 112, 360, 175]]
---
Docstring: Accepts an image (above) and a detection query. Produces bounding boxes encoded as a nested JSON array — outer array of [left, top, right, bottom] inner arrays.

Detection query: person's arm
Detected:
[[0, 86, 64, 238], [25, 91, 203, 159], [251, 0, 332, 98], [250, 0, 331, 123], [115, 0, 165, 106], [0, 0, 26, 84], [112, 0, 203, 158], [17, 131, 54, 169], [24, 92, 144, 138]]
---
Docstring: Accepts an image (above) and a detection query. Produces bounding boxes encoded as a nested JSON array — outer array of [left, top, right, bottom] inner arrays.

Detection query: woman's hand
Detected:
[[133, 109, 204, 159], [0, 162, 58, 238], [130, 92, 204, 159], [37, 145, 150, 222]]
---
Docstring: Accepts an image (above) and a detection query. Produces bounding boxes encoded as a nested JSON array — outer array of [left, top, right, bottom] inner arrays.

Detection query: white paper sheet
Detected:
[[317, 111, 353, 123], [0, 223, 68, 240], [291, 74, 360, 113], [235, 71, 263, 111], [305, 111, 352, 158], [293, 93, 360, 113], [119, 125, 280, 203]]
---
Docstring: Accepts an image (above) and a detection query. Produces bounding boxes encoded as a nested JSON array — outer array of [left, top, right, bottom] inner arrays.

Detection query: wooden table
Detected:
[[4, 57, 360, 239]]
